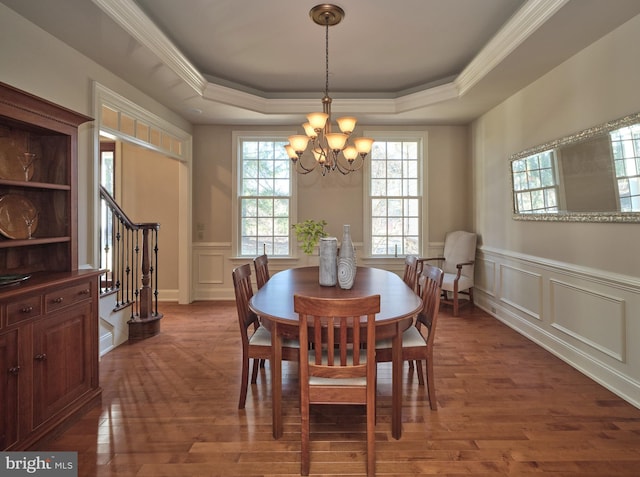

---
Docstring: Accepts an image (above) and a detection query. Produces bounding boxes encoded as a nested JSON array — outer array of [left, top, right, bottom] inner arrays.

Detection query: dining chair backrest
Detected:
[[294, 294, 380, 477], [253, 254, 270, 289], [232, 263, 259, 348], [416, 264, 444, 343], [402, 254, 419, 292]]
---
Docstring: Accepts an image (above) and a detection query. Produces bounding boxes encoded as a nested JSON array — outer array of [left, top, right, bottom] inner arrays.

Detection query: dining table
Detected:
[[249, 266, 423, 440]]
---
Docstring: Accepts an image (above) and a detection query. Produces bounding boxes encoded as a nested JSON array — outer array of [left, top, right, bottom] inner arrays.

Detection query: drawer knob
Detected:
[[53, 297, 64, 304], [80, 288, 90, 295], [8, 366, 20, 375], [34, 353, 47, 361], [21, 306, 33, 313]]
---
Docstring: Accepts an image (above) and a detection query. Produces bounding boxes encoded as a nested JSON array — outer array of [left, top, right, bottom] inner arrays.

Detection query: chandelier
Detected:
[[285, 4, 374, 176]]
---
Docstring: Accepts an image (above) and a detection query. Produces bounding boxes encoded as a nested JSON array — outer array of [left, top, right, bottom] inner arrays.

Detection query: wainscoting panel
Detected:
[[476, 257, 496, 297], [499, 264, 543, 320], [197, 253, 225, 284], [475, 246, 640, 409], [192, 243, 234, 300], [550, 279, 626, 362]]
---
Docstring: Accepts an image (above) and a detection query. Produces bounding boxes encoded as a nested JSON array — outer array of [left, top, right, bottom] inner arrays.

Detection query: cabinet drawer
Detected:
[[7, 295, 42, 325], [45, 281, 92, 313]]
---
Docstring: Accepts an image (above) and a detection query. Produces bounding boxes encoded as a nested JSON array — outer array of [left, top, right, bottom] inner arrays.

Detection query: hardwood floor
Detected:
[[42, 302, 640, 476]]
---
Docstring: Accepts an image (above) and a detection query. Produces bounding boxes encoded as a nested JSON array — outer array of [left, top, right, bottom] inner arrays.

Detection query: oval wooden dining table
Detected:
[[249, 266, 423, 440]]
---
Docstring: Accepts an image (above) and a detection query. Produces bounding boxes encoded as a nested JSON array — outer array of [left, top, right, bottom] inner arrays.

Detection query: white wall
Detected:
[[472, 14, 640, 407]]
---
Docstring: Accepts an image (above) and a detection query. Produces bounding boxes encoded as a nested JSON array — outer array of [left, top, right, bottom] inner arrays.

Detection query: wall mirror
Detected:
[[510, 112, 640, 222]]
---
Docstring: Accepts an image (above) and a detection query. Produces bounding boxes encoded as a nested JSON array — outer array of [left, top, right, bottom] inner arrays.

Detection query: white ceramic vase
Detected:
[[338, 224, 356, 289], [319, 237, 338, 286]]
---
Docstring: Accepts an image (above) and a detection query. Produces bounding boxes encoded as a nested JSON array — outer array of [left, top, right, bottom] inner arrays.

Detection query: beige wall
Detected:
[[473, 13, 640, 274], [472, 14, 640, 406], [0, 3, 191, 269], [192, 124, 470, 247], [119, 142, 180, 291]]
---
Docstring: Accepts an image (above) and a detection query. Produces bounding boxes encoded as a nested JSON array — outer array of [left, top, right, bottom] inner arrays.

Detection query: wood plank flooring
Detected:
[[41, 302, 640, 476]]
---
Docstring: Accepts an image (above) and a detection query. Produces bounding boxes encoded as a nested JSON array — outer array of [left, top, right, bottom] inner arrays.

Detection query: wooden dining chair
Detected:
[[232, 263, 298, 409], [376, 264, 444, 410], [253, 254, 270, 289], [295, 294, 380, 477], [402, 254, 419, 292]]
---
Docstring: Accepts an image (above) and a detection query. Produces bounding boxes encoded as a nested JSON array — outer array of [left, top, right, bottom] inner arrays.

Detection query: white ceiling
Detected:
[[3, 0, 640, 125]]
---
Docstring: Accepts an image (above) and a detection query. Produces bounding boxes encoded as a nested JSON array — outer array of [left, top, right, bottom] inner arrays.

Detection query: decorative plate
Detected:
[[0, 194, 39, 239], [0, 273, 31, 287]]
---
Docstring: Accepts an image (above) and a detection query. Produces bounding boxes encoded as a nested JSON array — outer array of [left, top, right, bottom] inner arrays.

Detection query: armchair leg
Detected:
[[453, 291, 459, 317]]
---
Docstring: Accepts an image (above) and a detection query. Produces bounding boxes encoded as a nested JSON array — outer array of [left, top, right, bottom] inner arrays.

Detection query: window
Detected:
[[511, 150, 559, 213], [235, 135, 293, 257], [611, 124, 640, 212], [366, 135, 423, 257]]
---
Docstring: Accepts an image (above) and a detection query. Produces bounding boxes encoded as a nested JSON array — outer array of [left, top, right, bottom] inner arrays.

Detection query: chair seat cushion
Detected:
[[249, 326, 271, 346], [309, 375, 367, 386], [441, 273, 473, 292], [375, 326, 427, 350], [249, 326, 299, 348]]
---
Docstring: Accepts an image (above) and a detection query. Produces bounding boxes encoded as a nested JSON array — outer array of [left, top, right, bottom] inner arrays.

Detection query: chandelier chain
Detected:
[[324, 19, 330, 98]]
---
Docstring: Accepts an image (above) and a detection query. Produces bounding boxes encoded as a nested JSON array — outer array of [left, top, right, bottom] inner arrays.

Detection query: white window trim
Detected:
[[231, 130, 298, 258], [362, 130, 428, 258]]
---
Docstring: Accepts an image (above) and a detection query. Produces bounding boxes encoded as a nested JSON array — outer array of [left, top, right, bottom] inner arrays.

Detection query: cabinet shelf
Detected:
[[0, 179, 70, 190], [0, 236, 70, 248]]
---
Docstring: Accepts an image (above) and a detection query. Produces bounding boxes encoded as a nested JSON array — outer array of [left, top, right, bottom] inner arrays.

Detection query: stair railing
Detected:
[[99, 185, 160, 321]]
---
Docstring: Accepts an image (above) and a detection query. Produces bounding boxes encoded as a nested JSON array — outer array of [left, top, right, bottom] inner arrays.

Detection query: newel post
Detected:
[[128, 223, 163, 341], [140, 227, 152, 319]]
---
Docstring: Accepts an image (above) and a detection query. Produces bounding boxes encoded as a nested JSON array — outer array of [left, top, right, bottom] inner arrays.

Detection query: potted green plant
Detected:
[[292, 219, 328, 255]]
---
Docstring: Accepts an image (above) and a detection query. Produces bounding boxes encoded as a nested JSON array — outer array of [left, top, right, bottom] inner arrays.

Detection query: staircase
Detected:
[[99, 185, 163, 353]]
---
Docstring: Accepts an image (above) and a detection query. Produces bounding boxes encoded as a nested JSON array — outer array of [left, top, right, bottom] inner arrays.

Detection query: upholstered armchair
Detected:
[[419, 231, 477, 316]]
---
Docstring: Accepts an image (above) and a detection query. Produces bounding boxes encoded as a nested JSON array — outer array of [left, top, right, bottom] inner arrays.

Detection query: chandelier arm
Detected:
[[334, 154, 365, 174], [296, 157, 318, 174]]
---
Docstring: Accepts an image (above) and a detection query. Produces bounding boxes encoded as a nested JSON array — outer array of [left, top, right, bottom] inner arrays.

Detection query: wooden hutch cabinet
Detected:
[[0, 82, 101, 450]]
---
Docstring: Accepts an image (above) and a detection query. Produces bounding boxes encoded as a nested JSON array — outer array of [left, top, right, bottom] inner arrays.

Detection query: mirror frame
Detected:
[[510, 111, 640, 223]]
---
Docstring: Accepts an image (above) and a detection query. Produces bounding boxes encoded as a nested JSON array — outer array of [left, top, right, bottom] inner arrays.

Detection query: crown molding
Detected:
[[91, 0, 207, 95], [456, 0, 569, 96], [92, 0, 563, 119]]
